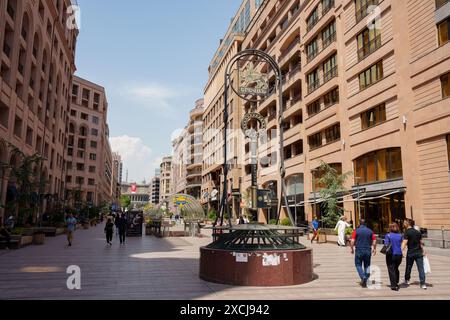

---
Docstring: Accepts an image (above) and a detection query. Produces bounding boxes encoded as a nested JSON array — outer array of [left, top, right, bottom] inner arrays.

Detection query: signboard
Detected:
[[241, 112, 267, 139], [257, 189, 272, 209], [174, 196, 187, 206], [236, 253, 248, 263], [238, 62, 269, 96], [131, 184, 137, 194]]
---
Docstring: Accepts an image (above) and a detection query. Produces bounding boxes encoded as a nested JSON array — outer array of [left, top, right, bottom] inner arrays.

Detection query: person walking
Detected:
[[334, 216, 351, 246], [384, 222, 404, 291], [310, 216, 320, 244], [402, 219, 427, 290], [104, 218, 114, 245], [117, 213, 127, 245], [350, 219, 377, 288], [65, 213, 77, 247]]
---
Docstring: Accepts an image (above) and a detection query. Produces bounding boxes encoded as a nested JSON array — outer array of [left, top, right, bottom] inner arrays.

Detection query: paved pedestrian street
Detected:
[[1, 225, 449, 300]]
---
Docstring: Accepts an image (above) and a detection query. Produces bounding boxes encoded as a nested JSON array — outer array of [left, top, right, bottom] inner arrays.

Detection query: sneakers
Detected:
[[361, 279, 368, 288], [403, 280, 410, 286], [391, 286, 400, 291], [421, 284, 427, 290]]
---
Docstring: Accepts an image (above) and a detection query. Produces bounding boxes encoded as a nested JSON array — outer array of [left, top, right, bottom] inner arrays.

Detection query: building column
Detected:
[[0, 172, 9, 221]]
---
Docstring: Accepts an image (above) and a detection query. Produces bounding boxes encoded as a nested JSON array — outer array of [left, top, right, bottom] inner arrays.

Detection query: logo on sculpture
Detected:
[[239, 62, 269, 96], [241, 112, 267, 139]]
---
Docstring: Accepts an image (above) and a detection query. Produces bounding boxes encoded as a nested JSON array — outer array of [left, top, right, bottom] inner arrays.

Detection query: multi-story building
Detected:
[[112, 152, 122, 207], [203, 0, 450, 242], [150, 171, 160, 205], [120, 182, 150, 209], [65, 76, 113, 207], [159, 156, 172, 204], [0, 0, 78, 221], [172, 99, 204, 199]]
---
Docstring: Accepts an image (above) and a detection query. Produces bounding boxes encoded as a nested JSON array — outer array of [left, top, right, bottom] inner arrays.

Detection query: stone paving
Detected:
[[0, 223, 449, 300]]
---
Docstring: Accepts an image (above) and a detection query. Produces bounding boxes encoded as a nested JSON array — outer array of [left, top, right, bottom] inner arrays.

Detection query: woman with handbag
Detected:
[[383, 222, 404, 291]]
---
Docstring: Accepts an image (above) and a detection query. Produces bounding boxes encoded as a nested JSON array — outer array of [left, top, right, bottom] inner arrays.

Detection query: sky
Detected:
[[74, 0, 242, 183]]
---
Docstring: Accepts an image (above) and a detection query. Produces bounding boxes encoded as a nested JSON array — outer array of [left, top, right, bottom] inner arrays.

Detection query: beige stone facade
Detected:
[[0, 0, 78, 220], [65, 76, 113, 207], [159, 156, 172, 204], [200, 0, 450, 239], [172, 99, 204, 199]]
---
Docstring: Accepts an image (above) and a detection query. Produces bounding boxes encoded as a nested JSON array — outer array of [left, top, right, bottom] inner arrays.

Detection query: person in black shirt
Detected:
[[116, 213, 127, 245], [402, 219, 427, 290], [104, 218, 114, 245]]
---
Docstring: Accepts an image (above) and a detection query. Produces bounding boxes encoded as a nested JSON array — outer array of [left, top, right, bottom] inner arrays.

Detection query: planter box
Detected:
[[318, 233, 328, 243], [33, 233, 45, 245], [20, 236, 33, 247]]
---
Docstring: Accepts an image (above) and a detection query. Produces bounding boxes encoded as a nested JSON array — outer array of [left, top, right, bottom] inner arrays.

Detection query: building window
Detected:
[[26, 127, 33, 145], [92, 116, 99, 125], [307, 99, 321, 116], [357, 21, 382, 61], [323, 54, 338, 83], [88, 179, 95, 186], [322, 0, 334, 15], [361, 103, 386, 130], [89, 166, 96, 173], [90, 141, 98, 148], [436, 0, 450, 9], [438, 17, 450, 46], [81, 113, 88, 121], [91, 128, 98, 136], [447, 135, 450, 170], [323, 87, 339, 107], [442, 72, 450, 98], [359, 60, 383, 90], [308, 132, 323, 149], [355, 0, 379, 23], [0, 101, 9, 128], [89, 153, 97, 161], [324, 124, 341, 144], [14, 116, 22, 138], [354, 148, 403, 184], [306, 38, 319, 62], [307, 6, 319, 32], [322, 20, 336, 48], [70, 109, 76, 117], [76, 163, 85, 171], [313, 163, 342, 191], [76, 177, 84, 185], [308, 69, 320, 93]]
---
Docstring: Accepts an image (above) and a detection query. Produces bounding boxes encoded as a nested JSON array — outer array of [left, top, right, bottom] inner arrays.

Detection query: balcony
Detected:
[[279, 37, 300, 62], [307, 66, 338, 95], [322, 0, 335, 16], [358, 34, 382, 62], [306, 16, 319, 33], [436, 0, 450, 9], [356, 0, 379, 24], [306, 32, 336, 64]]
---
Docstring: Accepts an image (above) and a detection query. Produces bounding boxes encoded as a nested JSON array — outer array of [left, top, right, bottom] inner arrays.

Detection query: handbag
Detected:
[[381, 234, 393, 255], [423, 256, 431, 274]]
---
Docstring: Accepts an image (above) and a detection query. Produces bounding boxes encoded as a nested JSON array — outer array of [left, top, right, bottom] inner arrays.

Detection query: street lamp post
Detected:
[[355, 177, 362, 223]]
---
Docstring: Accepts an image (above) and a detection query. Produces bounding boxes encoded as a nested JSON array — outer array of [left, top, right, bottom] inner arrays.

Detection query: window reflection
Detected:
[[354, 148, 403, 184]]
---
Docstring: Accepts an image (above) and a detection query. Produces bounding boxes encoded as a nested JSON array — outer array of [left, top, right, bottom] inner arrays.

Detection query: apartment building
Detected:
[[159, 156, 172, 204], [203, 0, 450, 240], [0, 0, 78, 221], [65, 76, 113, 207], [112, 152, 122, 207], [121, 182, 150, 208], [150, 172, 160, 205], [172, 99, 204, 199]]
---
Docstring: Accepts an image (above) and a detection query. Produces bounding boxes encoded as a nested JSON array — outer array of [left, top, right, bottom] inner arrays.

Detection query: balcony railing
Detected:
[[279, 38, 300, 62], [306, 32, 336, 63], [306, 15, 319, 33], [322, 0, 335, 16], [356, 0, 379, 24], [358, 34, 382, 61], [307, 66, 338, 94]]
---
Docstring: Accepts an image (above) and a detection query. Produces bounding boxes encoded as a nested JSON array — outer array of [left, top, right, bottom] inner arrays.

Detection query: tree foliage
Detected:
[[317, 161, 353, 228], [120, 195, 131, 209]]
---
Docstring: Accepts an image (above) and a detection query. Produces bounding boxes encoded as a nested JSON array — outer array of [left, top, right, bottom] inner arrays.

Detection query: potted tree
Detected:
[[317, 161, 353, 243]]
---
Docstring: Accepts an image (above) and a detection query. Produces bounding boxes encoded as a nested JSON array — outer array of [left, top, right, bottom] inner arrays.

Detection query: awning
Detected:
[[356, 188, 405, 201]]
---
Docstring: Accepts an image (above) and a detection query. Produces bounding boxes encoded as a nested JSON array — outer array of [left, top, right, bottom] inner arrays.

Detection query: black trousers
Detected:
[[386, 254, 402, 288], [119, 231, 126, 243], [106, 231, 113, 243]]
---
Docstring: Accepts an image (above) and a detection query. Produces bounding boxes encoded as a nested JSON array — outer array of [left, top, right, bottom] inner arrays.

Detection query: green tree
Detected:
[[317, 161, 353, 228], [5, 144, 44, 226], [120, 195, 131, 209]]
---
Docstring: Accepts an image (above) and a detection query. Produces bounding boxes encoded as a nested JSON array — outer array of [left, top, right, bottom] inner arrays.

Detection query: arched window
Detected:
[[354, 148, 403, 184], [79, 126, 87, 137]]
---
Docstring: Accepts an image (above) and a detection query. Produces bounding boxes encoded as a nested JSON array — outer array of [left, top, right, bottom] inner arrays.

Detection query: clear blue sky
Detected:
[[75, 0, 241, 183]]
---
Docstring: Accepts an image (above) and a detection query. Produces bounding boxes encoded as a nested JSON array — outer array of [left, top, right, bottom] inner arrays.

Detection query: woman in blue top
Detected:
[[385, 222, 404, 291]]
